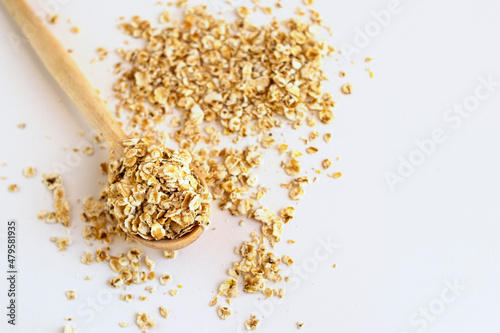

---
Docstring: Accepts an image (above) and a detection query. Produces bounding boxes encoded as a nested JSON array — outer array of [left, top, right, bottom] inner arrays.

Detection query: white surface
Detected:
[[1, 0, 500, 332]]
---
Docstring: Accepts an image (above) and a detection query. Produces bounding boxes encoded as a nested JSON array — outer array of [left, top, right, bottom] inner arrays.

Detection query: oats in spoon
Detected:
[[107, 137, 212, 241]]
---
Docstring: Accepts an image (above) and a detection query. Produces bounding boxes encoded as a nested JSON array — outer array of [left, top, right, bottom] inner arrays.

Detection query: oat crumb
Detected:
[[47, 14, 59, 24], [217, 305, 232, 320], [63, 326, 74, 333], [136, 312, 155, 330], [245, 314, 260, 331], [341, 83, 353, 95], [65, 290, 77, 300], [324, 133, 332, 143], [23, 166, 36, 178], [163, 250, 178, 259], [8, 184, 18, 192], [81, 251, 94, 265], [159, 306, 171, 318]]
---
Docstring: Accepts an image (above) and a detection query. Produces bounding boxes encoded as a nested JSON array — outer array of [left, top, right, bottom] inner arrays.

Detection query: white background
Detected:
[[1, 0, 500, 332]]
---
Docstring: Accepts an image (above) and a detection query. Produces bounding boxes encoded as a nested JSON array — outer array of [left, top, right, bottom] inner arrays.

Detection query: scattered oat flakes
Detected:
[[96, 47, 108, 61], [277, 144, 289, 155], [43, 174, 70, 226], [309, 131, 319, 141], [70, 26, 80, 33], [282, 255, 294, 266], [332, 172, 343, 179], [218, 278, 239, 298], [297, 322, 305, 329], [159, 306, 171, 318], [236, 6, 251, 18], [322, 159, 332, 169], [306, 116, 316, 127], [209, 295, 218, 307], [119, 322, 128, 327], [46, 13, 59, 24], [324, 133, 332, 143], [22, 166, 36, 178], [120, 294, 133, 303], [55, 237, 71, 251], [17, 123, 26, 129], [176, 0, 187, 7], [81, 251, 94, 265], [159, 274, 172, 286], [99, 162, 108, 174], [63, 326, 74, 333], [259, 135, 275, 149], [82, 146, 94, 156], [136, 312, 155, 330], [305, 147, 318, 154], [245, 314, 260, 331], [341, 83, 353, 95], [291, 150, 303, 159], [144, 256, 155, 271], [283, 158, 301, 176], [280, 207, 295, 223], [160, 11, 171, 23], [163, 250, 178, 259], [8, 184, 18, 192], [261, 6, 272, 14], [303, 0, 314, 6], [217, 305, 232, 320], [65, 290, 77, 300], [169, 289, 178, 296]]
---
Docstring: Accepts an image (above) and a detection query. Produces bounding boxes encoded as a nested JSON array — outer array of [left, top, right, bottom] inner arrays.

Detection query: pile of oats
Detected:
[[33, 1, 350, 330], [106, 2, 345, 326], [115, 5, 335, 138], [107, 136, 212, 240]]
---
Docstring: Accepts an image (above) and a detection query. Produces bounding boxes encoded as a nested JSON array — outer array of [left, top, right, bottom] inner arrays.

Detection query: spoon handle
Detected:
[[1, 0, 125, 147]]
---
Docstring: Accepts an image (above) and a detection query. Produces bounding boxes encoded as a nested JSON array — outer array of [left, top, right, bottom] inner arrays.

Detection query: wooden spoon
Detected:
[[2, 0, 206, 251]]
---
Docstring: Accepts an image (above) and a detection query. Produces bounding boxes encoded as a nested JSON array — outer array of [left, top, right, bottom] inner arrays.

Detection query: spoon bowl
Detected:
[[119, 167, 208, 250], [129, 225, 204, 251]]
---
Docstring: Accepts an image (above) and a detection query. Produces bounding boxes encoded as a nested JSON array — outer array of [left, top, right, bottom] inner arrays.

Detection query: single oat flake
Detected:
[[159, 306, 171, 318], [7, 184, 18, 192], [23, 166, 36, 178], [65, 290, 77, 300]]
